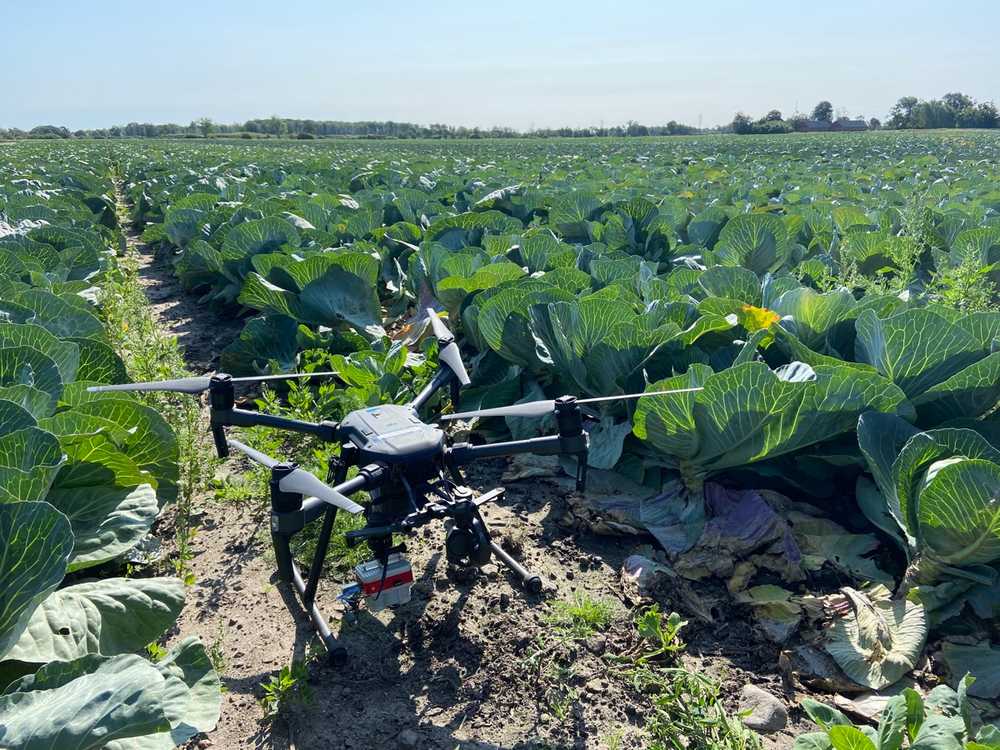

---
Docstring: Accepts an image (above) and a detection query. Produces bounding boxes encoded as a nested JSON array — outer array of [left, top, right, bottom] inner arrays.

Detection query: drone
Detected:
[[91, 310, 699, 666]]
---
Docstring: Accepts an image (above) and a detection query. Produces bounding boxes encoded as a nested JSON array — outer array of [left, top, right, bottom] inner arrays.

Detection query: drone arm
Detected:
[[212, 407, 338, 441], [298, 463, 386, 525], [446, 434, 565, 465], [408, 366, 455, 413], [446, 400, 590, 490]]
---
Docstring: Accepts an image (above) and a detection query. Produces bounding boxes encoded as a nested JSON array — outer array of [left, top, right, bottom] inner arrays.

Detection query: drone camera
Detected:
[[353, 553, 414, 612], [445, 517, 492, 567]]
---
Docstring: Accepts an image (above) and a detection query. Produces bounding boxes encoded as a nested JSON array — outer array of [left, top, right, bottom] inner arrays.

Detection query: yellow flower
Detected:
[[737, 304, 780, 332]]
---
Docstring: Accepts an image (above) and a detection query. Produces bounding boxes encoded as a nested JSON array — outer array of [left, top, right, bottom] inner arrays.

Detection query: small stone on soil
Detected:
[[738, 684, 787, 733], [585, 635, 607, 655], [397, 728, 420, 748]]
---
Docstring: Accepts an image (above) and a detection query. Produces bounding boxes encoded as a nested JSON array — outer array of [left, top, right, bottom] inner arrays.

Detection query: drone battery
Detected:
[[354, 554, 413, 612]]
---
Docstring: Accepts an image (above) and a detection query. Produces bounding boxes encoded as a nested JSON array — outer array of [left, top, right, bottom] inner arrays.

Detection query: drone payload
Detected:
[[341, 554, 414, 613]]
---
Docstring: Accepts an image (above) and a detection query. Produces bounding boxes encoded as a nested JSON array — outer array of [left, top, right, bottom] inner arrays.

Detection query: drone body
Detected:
[[339, 404, 444, 469]]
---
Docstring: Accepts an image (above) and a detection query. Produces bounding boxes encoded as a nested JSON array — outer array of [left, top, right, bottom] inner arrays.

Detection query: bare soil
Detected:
[[126, 223, 815, 749], [132, 241, 243, 373]]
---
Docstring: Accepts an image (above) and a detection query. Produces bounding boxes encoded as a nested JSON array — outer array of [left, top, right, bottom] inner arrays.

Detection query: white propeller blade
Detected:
[[88, 376, 212, 394], [426, 308, 471, 386], [87, 371, 339, 395], [443, 400, 556, 421], [578, 387, 704, 404], [278, 471, 364, 515], [440, 387, 704, 421], [227, 439, 364, 514]]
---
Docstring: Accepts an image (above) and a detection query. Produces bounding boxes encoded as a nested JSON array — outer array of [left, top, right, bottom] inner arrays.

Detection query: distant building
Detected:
[[801, 117, 868, 132], [830, 117, 869, 131]]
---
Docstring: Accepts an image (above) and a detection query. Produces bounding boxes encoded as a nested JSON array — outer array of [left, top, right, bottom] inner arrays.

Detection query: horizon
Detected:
[[3, 1, 999, 131]]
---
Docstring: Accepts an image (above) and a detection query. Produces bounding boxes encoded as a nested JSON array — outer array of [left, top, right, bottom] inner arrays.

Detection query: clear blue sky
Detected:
[[3, 0, 998, 130]]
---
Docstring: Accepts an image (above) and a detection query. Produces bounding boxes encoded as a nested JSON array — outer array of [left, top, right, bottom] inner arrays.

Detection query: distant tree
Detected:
[[888, 96, 920, 128], [195, 117, 215, 137], [868, 117, 881, 130], [812, 101, 834, 123], [753, 119, 792, 134], [788, 114, 810, 131], [977, 101, 999, 128], [942, 92, 974, 112], [732, 112, 753, 134], [28, 125, 71, 139], [625, 120, 649, 136], [956, 101, 1000, 129], [765, 110, 783, 121], [266, 115, 287, 136], [913, 100, 955, 129]]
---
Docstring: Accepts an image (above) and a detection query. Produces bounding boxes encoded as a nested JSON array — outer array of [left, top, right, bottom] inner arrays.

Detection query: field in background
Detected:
[[2, 131, 998, 749]]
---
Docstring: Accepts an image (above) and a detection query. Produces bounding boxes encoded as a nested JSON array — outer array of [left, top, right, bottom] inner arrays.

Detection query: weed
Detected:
[[305, 637, 328, 665], [930, 256, 999, 312], [145, 641, 168, 662], [638, 668, 761, 750], [544, 593, 616, 639], [545, 684, 578, 722], [601, 729, 625, 750], [208, 622, 228, 678], [543, 661, 579, 722], [100, 200, 210, 586], [633, 605, 686, 664], [259, 659, 312, 720], [520, 594, 617, 727]]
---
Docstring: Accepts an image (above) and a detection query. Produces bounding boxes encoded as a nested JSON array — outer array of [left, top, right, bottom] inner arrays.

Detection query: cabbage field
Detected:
[[1, 132, 999, 747], [0, 148, 221, 747]]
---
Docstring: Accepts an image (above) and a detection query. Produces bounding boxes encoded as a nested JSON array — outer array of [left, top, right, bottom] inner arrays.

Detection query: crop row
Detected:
[[0, 144, 220, 747]]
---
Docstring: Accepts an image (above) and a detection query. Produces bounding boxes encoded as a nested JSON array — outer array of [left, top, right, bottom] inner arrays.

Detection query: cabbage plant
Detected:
[[857, 412, 1000, 582], [631, 361, 912, 551]]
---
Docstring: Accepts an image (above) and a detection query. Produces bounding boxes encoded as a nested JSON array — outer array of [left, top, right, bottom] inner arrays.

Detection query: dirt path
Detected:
[[127, 232, 243, 373], [117, 204, 808, 749], [114, 201, 293, 747]]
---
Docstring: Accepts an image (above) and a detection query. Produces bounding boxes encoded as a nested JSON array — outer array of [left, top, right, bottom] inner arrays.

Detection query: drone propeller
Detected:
[[87, 371, 339, 395], [426, 308, 471, 387], [439, 387, 705, 421], [227, 439, 364, 514]]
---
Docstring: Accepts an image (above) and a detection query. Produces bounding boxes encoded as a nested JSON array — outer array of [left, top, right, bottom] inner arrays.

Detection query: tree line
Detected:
[[0, 117, 698, 141], [731, 92, 999, 135], [6, 93, 998, 142], [886, 93, 999, 129]]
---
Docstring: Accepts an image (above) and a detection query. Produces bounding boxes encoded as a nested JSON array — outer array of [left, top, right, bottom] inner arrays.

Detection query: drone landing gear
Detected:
[[439, 488, 543, 594], [269, 464, 352, 667], [489, 541, 543, 594], [281, 537, 348, 667]]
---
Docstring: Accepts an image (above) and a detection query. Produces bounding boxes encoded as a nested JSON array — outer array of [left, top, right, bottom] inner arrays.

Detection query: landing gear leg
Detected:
[[490, 541, 543, 594]]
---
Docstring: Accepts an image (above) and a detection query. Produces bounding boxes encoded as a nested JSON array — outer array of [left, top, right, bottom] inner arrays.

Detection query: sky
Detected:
[[2, 0, 998, 131]]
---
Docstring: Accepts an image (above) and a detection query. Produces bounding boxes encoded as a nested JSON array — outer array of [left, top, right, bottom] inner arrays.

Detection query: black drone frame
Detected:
[[202, 366, 589, 665], [91, 311, 700, 666]]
